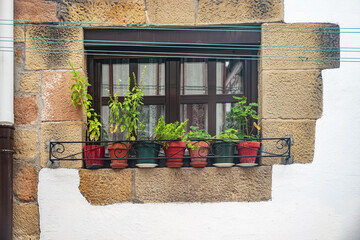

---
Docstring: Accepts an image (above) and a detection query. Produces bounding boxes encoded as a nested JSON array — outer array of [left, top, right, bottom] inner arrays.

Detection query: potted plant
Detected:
[[229, 96, 261, 166], [186, 126, 212, 168], [212, 128, 238, 167], [69, 61, 104, 169], [155, 116, 188, 168], [107, 69, 146, 169]]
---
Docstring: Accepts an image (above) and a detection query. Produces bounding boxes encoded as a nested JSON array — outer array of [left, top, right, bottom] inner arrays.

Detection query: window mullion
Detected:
[[208, 60, 217, 136]]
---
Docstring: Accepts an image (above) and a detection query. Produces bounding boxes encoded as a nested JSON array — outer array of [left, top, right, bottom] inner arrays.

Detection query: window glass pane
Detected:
[[100, 105, 110, 140], [180, 104, 208, 132], [216, 60, 244, 94], [101, 64, 109, 97], [113, 59, 130, 96], [180, 59, 208, 95], [216, 103, 239, 134], [139, 59, 165, 96], [138, 105, 165, 139]]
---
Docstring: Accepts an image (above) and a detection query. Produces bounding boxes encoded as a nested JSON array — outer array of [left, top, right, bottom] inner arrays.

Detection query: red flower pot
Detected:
[[108, 143, 131, 169], [188, 141, 210, 168], [163, 141, 186, 168], [84, 145, 105, 169], [237, 141, 260, 163]]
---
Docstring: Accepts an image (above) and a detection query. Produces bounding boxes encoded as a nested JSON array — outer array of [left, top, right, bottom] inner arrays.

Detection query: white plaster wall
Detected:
[[38, 1, 360, 239]]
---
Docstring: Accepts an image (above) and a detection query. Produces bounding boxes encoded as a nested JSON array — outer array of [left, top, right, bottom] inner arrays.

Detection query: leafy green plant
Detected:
[[215, 128, 238, 141], [154, 116, 188, 148], [107, 68, 146, 141], [228, 96, 260, 140], [69, 60, 101, 141], [185, 126, 212, 150]]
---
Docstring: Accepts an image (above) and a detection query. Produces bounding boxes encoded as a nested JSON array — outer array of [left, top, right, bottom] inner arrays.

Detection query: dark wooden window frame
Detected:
[[85, 27, 260, 136]]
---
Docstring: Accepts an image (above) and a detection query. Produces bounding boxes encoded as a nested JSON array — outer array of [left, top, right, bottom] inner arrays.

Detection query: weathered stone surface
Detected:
[[15, 0, 58, 22], [135, 167, 271, 203], [25, 26, 83, 70], [79, 169, 132, 205], [261, 23, 340, 70], [261, 120, 316, 164], [260, 70, 323, 119], [14, 129, 38, 160], [60, 0, 145, 24], [40, 121, 85, 168], [14, 95, 38, 125], [42, 71, 83, 121], [13, 162, 38, 202], [197, 0, 283, 24], [13, 203, 40, 239], [146, 0, 195, 24], [20, 72, 40, 93], [14, 26, 25, 41]]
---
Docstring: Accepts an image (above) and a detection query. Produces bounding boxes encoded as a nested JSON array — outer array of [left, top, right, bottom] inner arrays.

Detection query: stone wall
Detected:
[[12, 0, 339, 239]]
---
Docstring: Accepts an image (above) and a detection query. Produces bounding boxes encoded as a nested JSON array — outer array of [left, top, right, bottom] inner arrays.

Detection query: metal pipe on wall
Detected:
[[0, 0, 15, 239]]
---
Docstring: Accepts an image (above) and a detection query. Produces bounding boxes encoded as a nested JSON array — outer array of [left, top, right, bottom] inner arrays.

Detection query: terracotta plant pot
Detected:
[[163, 141, 186, 168], [83, 145, 105, 169], [188, 141, 210, 168], [237, 141, 260, 164], [133, 141, 161, 168], [108, 143, 131, 169], [212, 140, 235, 167]]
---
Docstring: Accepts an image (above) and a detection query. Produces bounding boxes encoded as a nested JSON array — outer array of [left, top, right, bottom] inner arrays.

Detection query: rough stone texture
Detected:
[[197, 0, 283, 24], [261, 23, 340, 70], [40, 121, 85, 168], [14, 95, 38, 125], [13, 203, 40, 239], [146, 0, 195, 24], [261, 120, 316, 164], [260, 70, 323, 119], [42, 71, 83, 121], [14, 0, 58, 22], [59, 0, 145, 24], [79, 169, 132, 205], [25, 26, 83, 70], [13, 162, 38, 202], [14, 26, 25, 41], [135, 167, 272, 203], [14, 129, 38, 160], [20, 72, 41, 93]]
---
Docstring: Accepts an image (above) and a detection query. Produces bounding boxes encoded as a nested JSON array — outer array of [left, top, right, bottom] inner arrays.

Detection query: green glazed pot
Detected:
[[133, 141, 161, 168], [212, 141, 235, 167]]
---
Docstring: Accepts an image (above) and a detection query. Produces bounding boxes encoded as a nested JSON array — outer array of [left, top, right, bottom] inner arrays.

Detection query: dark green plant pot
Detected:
[[133, 141, 161, 168], [212, 141, 235, 167]]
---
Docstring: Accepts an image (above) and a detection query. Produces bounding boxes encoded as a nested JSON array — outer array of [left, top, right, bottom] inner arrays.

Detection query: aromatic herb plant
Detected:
[[215, 128, 238, 141], [228, 96, 260, 140], [186, 126, 212, 150], [154, 116, 188, 148], [69, 60, 101, 141]]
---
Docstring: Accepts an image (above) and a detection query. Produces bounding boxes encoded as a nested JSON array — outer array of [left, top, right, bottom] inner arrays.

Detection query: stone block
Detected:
[[261, 23, 340, 70], [14, 95, 38, 125], [260, 70, 323, 119], [59, 0, 145, 24], [20, 72, 41, 93], [134, 167, 271, 203], [13, 162, 38, 202], [25, 26, 83, 70], [13, 203, 40, 239], [14, 129, 38, 160], [197, 0, 283, 24], [79, 169, 132, 205], [14, 0, 58, 22], [40, 121, 85, 168], [42, 71, 83, 121], [146, 0, 195, 24], [261, 120, 316, 164], [14, 26, 25, 41]]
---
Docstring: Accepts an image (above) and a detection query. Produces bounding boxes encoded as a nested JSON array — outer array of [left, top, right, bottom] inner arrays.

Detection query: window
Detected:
[[85, 27, 259, 138]]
